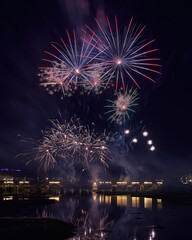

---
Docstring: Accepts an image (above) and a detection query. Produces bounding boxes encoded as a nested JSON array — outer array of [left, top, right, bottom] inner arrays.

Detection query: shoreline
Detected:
[[0, 217, 76, 240]]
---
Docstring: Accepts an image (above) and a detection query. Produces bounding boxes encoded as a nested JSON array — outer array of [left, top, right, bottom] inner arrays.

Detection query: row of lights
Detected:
[[96, 181, 163, 185]]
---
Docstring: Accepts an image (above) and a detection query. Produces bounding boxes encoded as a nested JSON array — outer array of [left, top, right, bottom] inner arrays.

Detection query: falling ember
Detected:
[[125, 129, 130, 134], [143, 131, 148, 137], [150, 146, 155, 151]]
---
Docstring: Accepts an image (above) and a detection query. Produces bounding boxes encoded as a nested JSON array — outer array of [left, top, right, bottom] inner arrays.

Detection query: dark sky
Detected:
[[0, 0, 191, 177]]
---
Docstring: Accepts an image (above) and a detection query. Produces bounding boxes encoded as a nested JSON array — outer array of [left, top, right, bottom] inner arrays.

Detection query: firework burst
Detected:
[[105, 86, 139, 125], [82, 65, 111, 95], [85, 16, 161, 90], [20, 119, 114, 172], [39, 30, 106, 97]]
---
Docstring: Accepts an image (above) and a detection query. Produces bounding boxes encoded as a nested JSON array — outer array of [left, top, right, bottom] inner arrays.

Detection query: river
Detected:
[[11, 193, 192, 239]]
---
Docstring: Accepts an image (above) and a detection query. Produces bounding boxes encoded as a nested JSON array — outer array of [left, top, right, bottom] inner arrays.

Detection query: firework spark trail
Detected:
[[68, 211, 114, 240], [105, 86, 139, 125], [39, 30, 108, 97], [82, 65, 112, 94], [20, 119, 114, 172], [84, 16, 161, 90]]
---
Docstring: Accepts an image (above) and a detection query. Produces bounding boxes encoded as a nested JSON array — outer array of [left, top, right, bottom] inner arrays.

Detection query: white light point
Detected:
[[93, 79, 99, 86], [125, 129, 130, 134], [150, 146, 155, 151], [116, 59, 122, 65], [75, 68, 80, 74], [143, 131, 148, 137], [147, 140, 152, 145], [132, 138, 138, 143], [151, 229, 155, 238], [120, 104, 126, 111]]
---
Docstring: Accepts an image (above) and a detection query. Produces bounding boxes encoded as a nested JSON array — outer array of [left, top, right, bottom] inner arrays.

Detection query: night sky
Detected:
[[0, 0, 191, 179]]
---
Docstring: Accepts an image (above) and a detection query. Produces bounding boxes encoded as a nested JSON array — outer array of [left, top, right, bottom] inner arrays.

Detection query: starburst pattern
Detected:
[[39, 30, 107, 97], [105, 87, 139, 124], [85, 16, 161, 90]]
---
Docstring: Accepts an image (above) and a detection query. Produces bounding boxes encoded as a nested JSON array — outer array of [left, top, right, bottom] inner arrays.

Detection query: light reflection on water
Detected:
[[11, 193, 192, 240], [157, 199, 162, 209], [117, 195, 128, 207], [132, 197, 140, 208], [96, 194, 162, 210], [144, 197, 153, 210]]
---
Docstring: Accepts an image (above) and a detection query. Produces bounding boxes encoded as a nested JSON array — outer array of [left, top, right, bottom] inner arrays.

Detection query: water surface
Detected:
[[12, 193, 192, 240]]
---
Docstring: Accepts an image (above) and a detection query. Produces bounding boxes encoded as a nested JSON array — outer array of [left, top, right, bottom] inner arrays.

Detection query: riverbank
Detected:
[[0, 218, 76, 240], [0, 197, 57, 216]]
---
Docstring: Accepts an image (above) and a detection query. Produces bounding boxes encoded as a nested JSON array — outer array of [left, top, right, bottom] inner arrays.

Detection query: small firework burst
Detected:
[[39, 61, 76, 97], [105, 87, 139, 124], [82, 65, 112, 95]]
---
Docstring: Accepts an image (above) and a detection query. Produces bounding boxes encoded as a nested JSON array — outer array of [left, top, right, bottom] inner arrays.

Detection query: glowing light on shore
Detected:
[[49, 196, 60, 201], [144, 182, 152, 184], [4, 181, 14, 184], [117, 181, 127, 184], [157, 181, 163, 185], [19, 181, 30, 184], [3, 196, 13, 201], [49, 181, 60, 184]]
